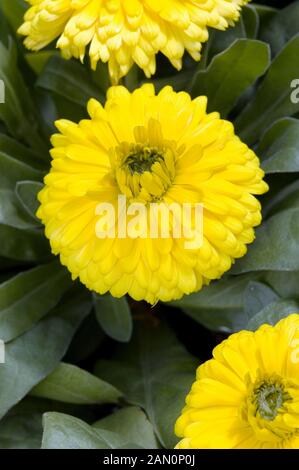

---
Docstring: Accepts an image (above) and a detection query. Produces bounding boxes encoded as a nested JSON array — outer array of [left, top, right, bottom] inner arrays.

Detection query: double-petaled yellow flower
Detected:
[[36, 85, 267, 304], [176, 314, 299, 449], [19, 0, 249, 83]]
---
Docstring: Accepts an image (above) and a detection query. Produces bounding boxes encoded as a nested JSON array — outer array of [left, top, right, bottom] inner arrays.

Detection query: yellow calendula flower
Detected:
[[18, 0, 250, 83], [37, 84, 267, 304], [175, 314, 299, 449]]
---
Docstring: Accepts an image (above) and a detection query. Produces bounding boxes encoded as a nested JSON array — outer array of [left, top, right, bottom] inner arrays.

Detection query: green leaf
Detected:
[[91, 62, 111, 95], [0, 398, 47, 449], [25, 51, 56, 75], [235, 35, 299, 145], [0, 411, 42, 449], [31, 362, 122, 405], [259, 2, 299, 56], [0, 261, 72, 342], [15, 181, 43, 221], [52, 94, 86, 123], [95, 321, 197, 448], [170, 273, 262, 333], [93, 407, 159, 449], [0, 224, 50, 262], [242, 6, 259, 39], [146, 70, 193, 94], [1, 0, 27, 33], [0, 8, 12, 46], [0, 286, 92, 419], [124, 65, 142, 92], [206, 13, 246, 60], [233, 208, 299, 274], [2, 398, 105, 450], [263, 179, 299, 218], [0, 393, 102, 449], [174, 271, 299, 333], [0, 398, 45, 449], [0, 133, 47, 168], [255, 5, 277, 22], [42, 413, 138, 449], [0, 149, 43, 190], [37, 56, 104, 107], [246, 300, 299, 331], [94, 294, 133, 343], [264, 271, 299, 300], [0, 189, 39, 229], [0, 40, 47, 153], [243, 281, 279, 319], [258, 118, 299, 173], [66, 312, 105, 363], [190, 39, 270, 117]]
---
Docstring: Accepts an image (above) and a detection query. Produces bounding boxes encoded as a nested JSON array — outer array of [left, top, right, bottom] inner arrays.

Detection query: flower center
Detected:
[[125, 146, 164, 175], [254, 382, 285, 421], [242, 374, 299, 443], [109, 120, 179, 203]]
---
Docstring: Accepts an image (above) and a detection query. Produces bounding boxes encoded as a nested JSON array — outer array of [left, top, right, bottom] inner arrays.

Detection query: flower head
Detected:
[[175, 314, 299, 449], [37, 84, 267, 304], [19, 0, 249, 83]]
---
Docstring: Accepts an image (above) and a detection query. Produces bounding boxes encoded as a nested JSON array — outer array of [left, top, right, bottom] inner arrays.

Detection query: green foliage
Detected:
[[0, 287, 92, 419], [42, 412, 143, 449], [30, 362, 122, 405], [95, 321, 197, 449], [0, 409, 42, 449], [93, 294, 133, 342], [258, 118, 299, 173], [0, 0, 298, 450], [190, 39, 270, 116], [246, 300, 299, 331], [93, 407, 159, 449], [0, 261, 72, 341], [37, 56, 105, 108], [235, 34, 299, 144], [233, 208, 299, 273], [0, 41, 47, 153]]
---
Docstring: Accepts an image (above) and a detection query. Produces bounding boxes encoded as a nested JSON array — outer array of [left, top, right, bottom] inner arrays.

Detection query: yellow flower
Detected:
[[18, 0, 249, 83], [175, 314, 299, 449], [37, 84, 267, 304]]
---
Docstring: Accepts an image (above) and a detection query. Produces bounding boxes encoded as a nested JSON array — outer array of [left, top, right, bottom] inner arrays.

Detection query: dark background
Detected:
[[256, 0, 294, 5]]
